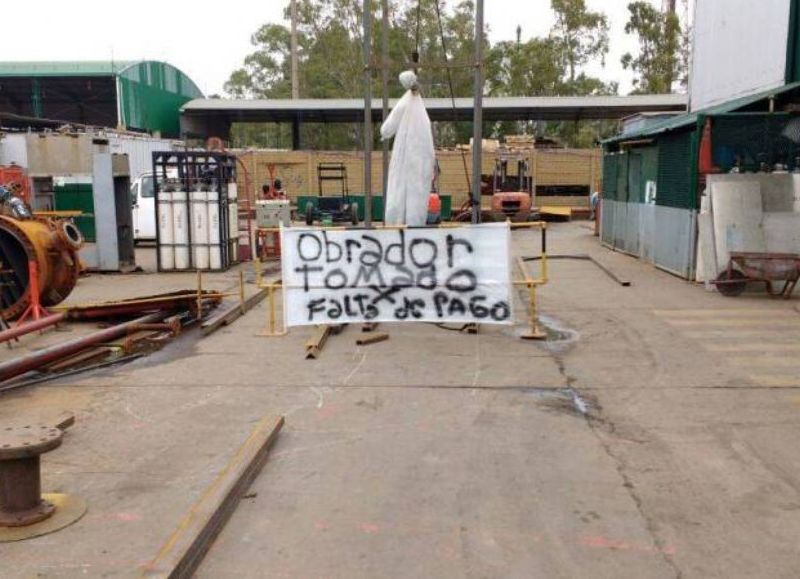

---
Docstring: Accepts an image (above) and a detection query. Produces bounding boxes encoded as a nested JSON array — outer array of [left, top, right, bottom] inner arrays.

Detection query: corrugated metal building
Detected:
[[602, 83, 800, 278], [601, 0, 800, 279], [0, 61, 203, 137]]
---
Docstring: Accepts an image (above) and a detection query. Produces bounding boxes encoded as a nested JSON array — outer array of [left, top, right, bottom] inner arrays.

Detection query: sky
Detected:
[[6, 0, 677, 96]]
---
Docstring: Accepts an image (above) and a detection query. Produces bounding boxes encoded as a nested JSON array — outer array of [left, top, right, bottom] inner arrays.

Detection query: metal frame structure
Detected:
[[360, 0, 484, 226], [152, 151, 237, 272], [181, 95, 687, 141]]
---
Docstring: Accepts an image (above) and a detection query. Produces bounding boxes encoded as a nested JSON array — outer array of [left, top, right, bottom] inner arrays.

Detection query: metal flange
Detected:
[[0, 424, 62, 527], [0, 493, 87, 542]]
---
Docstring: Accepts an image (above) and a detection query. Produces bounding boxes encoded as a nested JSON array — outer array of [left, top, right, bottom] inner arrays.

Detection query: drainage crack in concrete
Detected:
[[551, 352, 684, 579]]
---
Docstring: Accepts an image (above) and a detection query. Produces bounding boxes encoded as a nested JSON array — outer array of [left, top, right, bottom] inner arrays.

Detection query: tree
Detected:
[[550, 0, 610, 86], [226, 0, 497, 149], [677, 0, 692, 90], [225, 0, 619, 149], [621, 1, 683, 94], [489, 37, 562, 97]]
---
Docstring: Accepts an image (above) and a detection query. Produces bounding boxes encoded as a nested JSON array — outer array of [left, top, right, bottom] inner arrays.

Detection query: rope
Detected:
[[431, 0, 473, 195]]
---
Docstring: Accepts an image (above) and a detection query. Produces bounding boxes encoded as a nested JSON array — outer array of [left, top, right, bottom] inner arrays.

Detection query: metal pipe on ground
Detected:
[[0, 312, 169, 384], [0, 313, 66, 345], [522, 254, 631, 287]]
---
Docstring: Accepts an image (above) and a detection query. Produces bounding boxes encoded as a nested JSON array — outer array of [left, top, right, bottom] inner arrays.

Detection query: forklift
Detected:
[[453, 150, 536, 222], [489, 151, 534, 221], [305, 163, 360, 226]]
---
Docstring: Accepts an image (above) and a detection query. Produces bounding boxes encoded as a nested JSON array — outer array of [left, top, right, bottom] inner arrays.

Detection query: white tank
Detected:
[[793, 173, 800, 213], [172, 190, 190, 270], [191, 188, 210, 270], [158, 190, 175, 270], [207, 189, 222, 270], [228, 180, 239, 263]]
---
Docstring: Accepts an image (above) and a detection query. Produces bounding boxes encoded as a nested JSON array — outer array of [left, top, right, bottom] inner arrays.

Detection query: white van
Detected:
[[131, 172, 156, 243]]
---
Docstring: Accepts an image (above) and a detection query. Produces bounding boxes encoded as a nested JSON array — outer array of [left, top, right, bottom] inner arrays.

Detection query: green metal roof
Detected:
[[607, 81, 800, 144], [0, 60, 203, 136], [0, 61, 139, 77]]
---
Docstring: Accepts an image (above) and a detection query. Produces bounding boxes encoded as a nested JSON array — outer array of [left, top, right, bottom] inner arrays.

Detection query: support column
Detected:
[[471, 0, 484, 224], [290, 0, 300, 100], [292, 117, 301, 151], [381, 0, 390, 200], [363, 0, 373, 226], [31, 79, 43, 119]]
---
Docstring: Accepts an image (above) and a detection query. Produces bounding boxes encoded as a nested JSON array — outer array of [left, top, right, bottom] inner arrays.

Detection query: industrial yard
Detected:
[[3, 0, 800, 577], [2, 224, 800, 578]]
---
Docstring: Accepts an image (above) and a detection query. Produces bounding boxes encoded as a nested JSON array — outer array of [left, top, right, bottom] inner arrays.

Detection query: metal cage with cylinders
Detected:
[[152, 151, 238, 272]]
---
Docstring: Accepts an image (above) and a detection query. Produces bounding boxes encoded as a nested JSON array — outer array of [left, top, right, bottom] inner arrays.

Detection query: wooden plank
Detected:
[[55, 412, 76, 431], [356, 333, 389, 346], [305, 325, 332, 359], [234, 147, 601, 205], [540, 206, 573, 219], [142, 415, 285, 579], [201, 290, 268, 336]]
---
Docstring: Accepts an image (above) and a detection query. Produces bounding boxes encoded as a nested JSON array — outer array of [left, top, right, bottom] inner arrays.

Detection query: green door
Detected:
[[54, 181, 95, 242], [625, 153, 642, 255]]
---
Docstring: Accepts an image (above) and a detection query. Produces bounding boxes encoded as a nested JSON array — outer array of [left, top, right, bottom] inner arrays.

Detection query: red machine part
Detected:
[[0, 165, 31, 206], [698, 118, 721, 175]]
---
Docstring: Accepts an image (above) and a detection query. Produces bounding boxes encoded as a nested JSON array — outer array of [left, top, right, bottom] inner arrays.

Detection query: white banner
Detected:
[[281, 223, 513, 327]]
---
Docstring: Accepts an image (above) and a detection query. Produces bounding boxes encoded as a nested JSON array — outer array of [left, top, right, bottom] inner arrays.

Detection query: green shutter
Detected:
[[657, 131, 696, 209], [711, 113, 795, 172], [602, 153, 618, 201]]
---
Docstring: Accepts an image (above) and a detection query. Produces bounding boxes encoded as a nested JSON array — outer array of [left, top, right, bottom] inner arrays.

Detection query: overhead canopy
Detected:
[[180, 94, 688, 140]]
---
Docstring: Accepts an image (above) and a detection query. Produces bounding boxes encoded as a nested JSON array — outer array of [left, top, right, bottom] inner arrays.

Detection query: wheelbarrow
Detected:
[[713, 252, 800, 298]]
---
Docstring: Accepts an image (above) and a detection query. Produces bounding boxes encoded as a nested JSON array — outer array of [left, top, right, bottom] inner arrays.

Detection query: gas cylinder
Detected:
[[227, 180, 239, 263], [172, 190, 190, 270], [207, 189, 222, 270], [190, 187, 210, 270], [158, 190, 175, 270]]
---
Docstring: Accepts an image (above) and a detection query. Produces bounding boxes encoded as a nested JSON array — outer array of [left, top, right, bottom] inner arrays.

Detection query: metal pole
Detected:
[[290, 0, 299, 99], [0, 312, 169, 383], [381, 0, 390, 200], [471, 0, 484, 224], [0, 313, 66, 345], [363, 0, 373, 227]]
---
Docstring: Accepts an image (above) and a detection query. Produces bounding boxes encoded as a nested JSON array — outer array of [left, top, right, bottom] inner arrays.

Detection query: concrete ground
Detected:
[[1, 222, 800, 578]]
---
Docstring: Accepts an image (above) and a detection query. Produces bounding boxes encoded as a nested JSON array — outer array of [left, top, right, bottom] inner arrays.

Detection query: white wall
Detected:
[[105, 133, 182, 180], [691, 0, 792, 111], [0, 134, 29, 168], [1, 132, 183, 179]]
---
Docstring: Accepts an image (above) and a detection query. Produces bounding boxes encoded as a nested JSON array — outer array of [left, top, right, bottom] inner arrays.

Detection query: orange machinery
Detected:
[[0, 164, 31, 206], [488, 152, 533, 221]]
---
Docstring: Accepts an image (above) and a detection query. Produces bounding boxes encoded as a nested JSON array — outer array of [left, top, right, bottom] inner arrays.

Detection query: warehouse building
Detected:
[[0, 61, 203, 137], [601, 0, 800, 279]]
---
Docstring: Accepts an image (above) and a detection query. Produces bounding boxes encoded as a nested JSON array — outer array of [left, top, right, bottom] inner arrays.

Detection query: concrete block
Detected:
[[763, 212, 800, 254], [710, 180, 765, 270]]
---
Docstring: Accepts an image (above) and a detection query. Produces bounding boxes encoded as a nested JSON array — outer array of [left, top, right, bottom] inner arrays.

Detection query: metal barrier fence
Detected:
[[254, 222, 549, 340]]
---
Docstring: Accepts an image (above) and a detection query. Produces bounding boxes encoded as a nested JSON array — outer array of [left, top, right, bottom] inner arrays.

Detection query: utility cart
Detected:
[[713, 252, 800, 298], [305, 163, 359, 226]]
